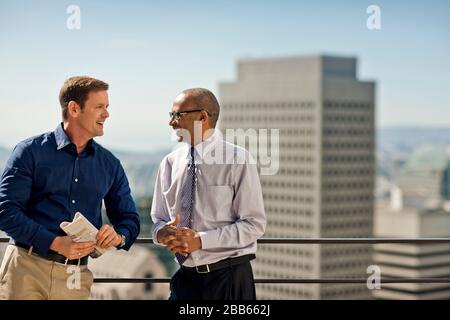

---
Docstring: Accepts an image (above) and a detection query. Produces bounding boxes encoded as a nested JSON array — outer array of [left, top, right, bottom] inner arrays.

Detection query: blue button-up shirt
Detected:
[[0, 124, 140, 256]]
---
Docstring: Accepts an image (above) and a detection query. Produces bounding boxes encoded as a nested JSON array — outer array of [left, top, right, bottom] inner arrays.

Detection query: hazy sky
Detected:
[[0, 0, 449, 151]]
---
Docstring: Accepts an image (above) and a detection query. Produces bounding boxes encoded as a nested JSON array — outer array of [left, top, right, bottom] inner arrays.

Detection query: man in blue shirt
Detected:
[[0, 76, 140, 299]]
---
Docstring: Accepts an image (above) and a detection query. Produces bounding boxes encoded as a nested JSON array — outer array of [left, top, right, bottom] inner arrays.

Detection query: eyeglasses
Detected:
[[169, 109, 209, 120]]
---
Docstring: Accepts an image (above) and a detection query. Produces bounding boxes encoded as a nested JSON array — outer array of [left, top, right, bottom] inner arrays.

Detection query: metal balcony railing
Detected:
[[2, 237, 450, 284]]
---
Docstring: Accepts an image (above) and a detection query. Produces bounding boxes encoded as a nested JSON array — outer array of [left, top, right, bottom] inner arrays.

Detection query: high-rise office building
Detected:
[[219, 55, 375, 299]]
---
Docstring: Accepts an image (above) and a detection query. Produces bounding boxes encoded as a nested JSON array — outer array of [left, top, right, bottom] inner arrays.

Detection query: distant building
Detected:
[[219, 54, 375, 299], [88, 245, 169, 300], [398, 144, 450, 210], [374, 203, 450, 299]]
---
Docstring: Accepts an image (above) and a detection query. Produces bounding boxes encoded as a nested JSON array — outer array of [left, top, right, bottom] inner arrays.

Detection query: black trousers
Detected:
[[169, 261, 256, 300]]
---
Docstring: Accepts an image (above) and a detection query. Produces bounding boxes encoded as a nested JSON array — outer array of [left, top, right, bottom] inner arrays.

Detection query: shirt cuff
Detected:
[[198, 230, 220, 250], [152, 225, 166, 247], [32, 227, 57, 255], [115, 227, 131, 250]]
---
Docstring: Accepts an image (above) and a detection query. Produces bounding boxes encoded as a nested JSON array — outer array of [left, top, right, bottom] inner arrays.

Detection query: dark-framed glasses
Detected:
[[169, 109, 209, 119]]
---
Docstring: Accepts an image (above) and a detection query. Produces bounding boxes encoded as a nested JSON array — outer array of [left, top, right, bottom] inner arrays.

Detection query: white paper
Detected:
[[60, 212, 113, 258]]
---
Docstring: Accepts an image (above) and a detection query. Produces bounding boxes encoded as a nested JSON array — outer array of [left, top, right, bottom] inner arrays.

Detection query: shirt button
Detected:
[[74, 178, 78, 183], [72, 200, 76, 204]]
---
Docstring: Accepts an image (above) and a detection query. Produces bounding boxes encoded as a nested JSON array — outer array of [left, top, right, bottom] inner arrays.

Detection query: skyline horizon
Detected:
[[1, 1, 449, 152], [2, 123, 450, 153]]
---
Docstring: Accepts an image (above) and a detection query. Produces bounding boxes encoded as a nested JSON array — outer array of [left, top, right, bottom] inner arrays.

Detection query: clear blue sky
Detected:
[[0, 0, 449, 151]]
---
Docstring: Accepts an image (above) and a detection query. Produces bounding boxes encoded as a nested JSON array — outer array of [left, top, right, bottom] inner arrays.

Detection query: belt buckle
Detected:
[[195, 264, 210, 274]]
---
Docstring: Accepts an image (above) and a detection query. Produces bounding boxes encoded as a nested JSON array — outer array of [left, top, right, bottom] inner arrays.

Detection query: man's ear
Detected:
[[67, 101, 81, 118], [200, 110, 209, 123]]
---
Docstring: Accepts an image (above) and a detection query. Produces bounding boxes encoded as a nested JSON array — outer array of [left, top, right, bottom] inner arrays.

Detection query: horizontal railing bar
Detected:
[[2, 238, 450, 244], [2, 236, 450, 284], [93, 277, 450, 284], [255, 238, 450, 244]]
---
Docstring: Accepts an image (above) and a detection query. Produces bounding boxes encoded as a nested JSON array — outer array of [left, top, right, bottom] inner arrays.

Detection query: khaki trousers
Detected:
[[0, 245, 93, 300]]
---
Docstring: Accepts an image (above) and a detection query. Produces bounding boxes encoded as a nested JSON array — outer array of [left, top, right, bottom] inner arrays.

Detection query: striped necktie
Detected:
[[175, 146, 196, 265]]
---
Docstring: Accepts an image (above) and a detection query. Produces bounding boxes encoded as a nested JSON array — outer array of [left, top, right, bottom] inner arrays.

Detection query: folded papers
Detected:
[[60, 212, 113, 258]]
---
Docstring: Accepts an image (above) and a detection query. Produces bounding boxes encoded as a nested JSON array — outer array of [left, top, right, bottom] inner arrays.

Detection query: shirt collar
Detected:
[[54, 123, 72, 150], [190, 129, 221, 160], [54, 123, 97, 154]]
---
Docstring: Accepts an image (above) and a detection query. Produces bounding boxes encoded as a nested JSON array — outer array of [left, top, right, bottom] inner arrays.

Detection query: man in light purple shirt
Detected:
[[151, 88, 266, 300]]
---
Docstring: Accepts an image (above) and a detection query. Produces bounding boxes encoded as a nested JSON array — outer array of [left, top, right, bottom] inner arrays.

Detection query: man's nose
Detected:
[[169, 117, 176, 126]]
